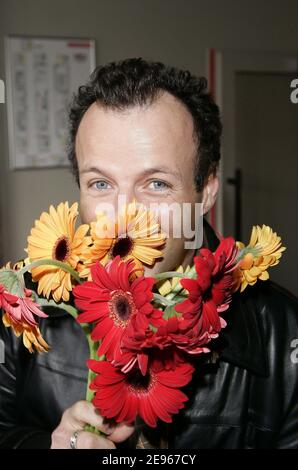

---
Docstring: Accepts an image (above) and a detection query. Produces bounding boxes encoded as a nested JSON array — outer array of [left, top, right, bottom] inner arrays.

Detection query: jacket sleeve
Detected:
[[275, 406, 298, 448], [275, 342, 298, 448], [272, 286, 298, 449], [0, 313, 52, 449]]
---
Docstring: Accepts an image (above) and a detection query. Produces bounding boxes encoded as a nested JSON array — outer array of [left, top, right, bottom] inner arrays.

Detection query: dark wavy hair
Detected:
[[68, 58, 222, 192]]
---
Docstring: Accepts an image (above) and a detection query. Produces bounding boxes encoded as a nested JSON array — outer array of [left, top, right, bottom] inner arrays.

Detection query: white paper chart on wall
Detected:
[[5, 36, 96, 169]]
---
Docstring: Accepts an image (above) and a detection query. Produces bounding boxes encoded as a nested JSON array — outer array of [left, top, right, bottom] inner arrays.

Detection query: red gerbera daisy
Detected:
[[112, 309, 171, 375], [114, 311, 207, 375], [0, 284, 48, 326], [176, 237, 237, 333], [114, 304, 215, 376], [73, 256, 162, 362], [156, 315, 214, 356], [0, 283, 49, 353], [88, 358, 194, 427], [0, 284, 19, 312]]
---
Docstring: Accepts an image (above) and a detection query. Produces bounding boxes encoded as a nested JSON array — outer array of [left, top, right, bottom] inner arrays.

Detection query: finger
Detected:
[[75, 430, 116, 449], [108, 422, 136, 444], [66, 401, 116, 435]]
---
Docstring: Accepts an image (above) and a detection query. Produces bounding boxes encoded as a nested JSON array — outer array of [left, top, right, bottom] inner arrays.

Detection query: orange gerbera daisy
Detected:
[[233, 225, 286, 292], [2, 312, 49, 353], [81, 200, 166, 279], [26, 202, 91, 302]]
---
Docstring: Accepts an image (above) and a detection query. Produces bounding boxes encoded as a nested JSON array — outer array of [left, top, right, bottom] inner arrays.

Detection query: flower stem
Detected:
[[82, 325, 105, 435], [154, 265, 197, 282], [153, 293, 176, 306], [236, 246, 261, 262], [154, 271, 185, 281], [35, 297, 79, 319], [84, 325, 99, 403], [34, 299, 97, 406], [18, 259, 82, 284]]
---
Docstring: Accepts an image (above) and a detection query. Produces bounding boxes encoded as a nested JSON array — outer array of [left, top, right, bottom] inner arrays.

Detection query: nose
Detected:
[[115, 184, 138, 216]]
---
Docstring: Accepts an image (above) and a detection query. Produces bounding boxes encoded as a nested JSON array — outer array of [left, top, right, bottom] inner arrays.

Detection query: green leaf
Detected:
[[0, 269, 25, 297]]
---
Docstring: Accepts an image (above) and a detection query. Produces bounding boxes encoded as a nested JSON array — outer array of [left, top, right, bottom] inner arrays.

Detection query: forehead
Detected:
[[76, 91, 197, 171]]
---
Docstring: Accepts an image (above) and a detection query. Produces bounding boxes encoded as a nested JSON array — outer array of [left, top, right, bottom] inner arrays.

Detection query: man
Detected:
[[0, 58, 298, 449]]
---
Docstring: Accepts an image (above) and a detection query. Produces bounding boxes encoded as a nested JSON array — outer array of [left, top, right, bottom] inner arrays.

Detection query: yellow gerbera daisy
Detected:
[[233, 225, 286, 292], [81, 200, 166, 279], [26, 202, 91, 302], [2, 260, 25, 271]]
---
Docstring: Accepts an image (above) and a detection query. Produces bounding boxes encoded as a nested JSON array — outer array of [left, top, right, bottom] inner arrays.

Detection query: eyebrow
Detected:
[[80, 165, 182, 181]]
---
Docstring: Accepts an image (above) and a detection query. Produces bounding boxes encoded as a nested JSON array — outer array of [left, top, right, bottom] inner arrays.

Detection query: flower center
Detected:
[[127, 369, 156, 395], [108, 290, 136, 327], [111, 236, 133, 258], [52, 236, 70, 262]]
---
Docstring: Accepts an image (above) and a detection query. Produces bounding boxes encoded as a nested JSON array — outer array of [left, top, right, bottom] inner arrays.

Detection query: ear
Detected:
[[201, 174, 219, 215]]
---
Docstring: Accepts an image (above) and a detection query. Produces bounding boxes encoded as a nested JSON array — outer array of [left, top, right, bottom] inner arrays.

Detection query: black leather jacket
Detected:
[[1, 223, 298, 449]]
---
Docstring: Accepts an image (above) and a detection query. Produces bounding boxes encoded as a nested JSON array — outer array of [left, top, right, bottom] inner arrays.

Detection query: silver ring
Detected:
[[70, 429, 81, 449]]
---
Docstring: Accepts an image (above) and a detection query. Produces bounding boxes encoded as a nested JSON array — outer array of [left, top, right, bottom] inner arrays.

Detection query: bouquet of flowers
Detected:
[[0, 201, 285, 429]]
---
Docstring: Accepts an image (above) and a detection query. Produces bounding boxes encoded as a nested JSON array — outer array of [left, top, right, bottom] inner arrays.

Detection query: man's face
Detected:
[[76, 92, 214, 274]]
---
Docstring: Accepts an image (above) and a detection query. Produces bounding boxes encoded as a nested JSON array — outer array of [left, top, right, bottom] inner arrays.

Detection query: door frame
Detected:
[[207, 49, 298, 236]]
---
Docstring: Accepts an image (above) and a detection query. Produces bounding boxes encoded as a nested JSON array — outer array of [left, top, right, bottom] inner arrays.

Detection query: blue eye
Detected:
[[149, 180, 169, 190], [94, 181, 111, 190]]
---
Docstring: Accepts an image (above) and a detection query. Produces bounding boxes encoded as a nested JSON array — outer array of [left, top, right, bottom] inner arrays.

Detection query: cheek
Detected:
[[161, 236, 186, 269], [154, 206, 175, 238], [155, 199, 200, 239], [79, 195, 98, 224]]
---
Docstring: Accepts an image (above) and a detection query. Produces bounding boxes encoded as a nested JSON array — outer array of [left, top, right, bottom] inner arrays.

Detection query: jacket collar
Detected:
[[203, 218, 269, 377]]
